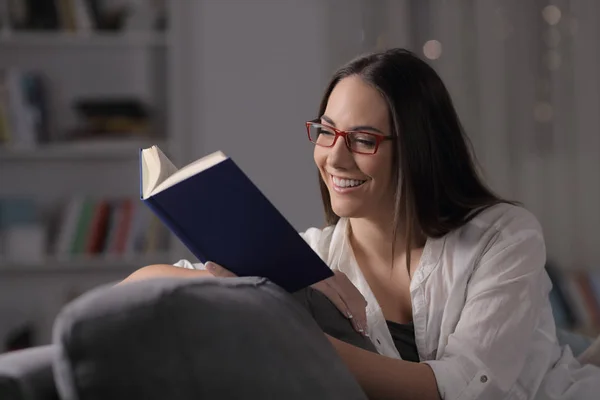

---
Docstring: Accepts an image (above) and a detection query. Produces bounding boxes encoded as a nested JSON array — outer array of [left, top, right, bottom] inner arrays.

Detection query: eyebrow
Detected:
[[320, 115, 386, 135]]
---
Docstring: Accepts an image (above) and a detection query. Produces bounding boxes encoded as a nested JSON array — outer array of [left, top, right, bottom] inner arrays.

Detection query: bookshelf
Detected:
[[0, 1, 184, 347], [0, 31, 168, 47], [0, 138, 166, 161], [548, 265, 600, 338], [0, 252, 172, 273]]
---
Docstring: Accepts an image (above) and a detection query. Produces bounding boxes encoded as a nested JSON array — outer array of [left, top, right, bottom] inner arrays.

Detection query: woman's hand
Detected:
[[205, 261, 238, 277], [205, 262, 368, 336], [310, 271, 368, 335]]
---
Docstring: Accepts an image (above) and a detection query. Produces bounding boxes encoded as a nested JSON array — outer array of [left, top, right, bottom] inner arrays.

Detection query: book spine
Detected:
[[142, 197, 207, 263]]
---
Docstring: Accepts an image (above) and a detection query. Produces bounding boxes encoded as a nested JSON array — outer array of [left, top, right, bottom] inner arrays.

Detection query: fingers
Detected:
[[312, 280, 352, 318], [350, 314, 367, 336], [327, 277, 368, 335], [313, 275, 369, 337], [332, 272, 368, 331], [205, 261, 237, 277]]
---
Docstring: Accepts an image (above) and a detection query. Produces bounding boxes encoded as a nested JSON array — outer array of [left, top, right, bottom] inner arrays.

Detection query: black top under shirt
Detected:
[[385, 320, 420, 362]]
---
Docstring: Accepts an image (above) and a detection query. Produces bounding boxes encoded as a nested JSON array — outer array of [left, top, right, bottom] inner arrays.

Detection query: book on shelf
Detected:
[[0, 66, 157, 151], [546, 263, 600, 336], [0, 68, 50, 149], [1, 0, 166, 34], [0, 196, 168, 268], [53, 196, 169, 261], [140, 145, 333, 293], [0, 197, 45, 263]]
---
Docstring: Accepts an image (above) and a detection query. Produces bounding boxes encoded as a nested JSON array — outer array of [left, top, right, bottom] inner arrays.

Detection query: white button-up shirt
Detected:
[[176, 203, 600, 399]]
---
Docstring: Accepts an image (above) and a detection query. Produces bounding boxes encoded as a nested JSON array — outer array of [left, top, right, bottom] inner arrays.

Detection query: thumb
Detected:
[[205, 261, 237, 277]]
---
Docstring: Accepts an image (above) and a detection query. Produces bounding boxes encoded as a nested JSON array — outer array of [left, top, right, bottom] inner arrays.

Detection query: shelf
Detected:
[[0, 30, 168, 47], [0, 252, 172, 273], [0, 139, 166, 161]]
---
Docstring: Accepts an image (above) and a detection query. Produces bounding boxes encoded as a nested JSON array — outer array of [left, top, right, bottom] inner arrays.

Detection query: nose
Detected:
[[327, 134, 355, 170]]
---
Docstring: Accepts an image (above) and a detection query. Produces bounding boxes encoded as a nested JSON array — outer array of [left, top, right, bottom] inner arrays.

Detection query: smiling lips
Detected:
[[330, 175, 367, 193]]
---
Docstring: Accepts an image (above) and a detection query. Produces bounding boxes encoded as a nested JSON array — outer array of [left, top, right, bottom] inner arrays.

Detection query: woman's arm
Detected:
[[120, 264, 212, 284], [327, 335, 440, 400], [420, 215, 547, 400]]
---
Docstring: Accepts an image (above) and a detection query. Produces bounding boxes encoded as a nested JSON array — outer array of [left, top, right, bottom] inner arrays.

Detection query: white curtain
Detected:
[[370, 0, 600, 269]]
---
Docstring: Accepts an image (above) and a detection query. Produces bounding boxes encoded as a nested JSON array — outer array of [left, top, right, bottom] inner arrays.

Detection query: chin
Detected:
[[330, 201, 363, 219]]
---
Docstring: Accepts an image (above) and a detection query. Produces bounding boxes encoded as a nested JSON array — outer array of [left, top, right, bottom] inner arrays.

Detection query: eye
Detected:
[[317, 126, 335, 136], [351, 133, 377, 148]]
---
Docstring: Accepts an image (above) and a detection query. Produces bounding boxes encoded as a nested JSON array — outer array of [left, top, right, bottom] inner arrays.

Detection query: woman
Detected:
[[124, 49, 600, 399]]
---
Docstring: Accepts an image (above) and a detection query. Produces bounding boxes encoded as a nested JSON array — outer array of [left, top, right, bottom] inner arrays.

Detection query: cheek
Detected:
[[359, 154, 393, 185], [313, 147, 326, 169], [356, 159, 383, 180]]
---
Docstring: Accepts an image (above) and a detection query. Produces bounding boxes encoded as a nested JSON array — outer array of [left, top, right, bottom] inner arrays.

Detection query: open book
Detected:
[[139, 146, 333, 292]]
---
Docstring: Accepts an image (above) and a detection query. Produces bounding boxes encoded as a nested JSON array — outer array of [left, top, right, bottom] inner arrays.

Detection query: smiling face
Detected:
[[314, 75, 395, 221]]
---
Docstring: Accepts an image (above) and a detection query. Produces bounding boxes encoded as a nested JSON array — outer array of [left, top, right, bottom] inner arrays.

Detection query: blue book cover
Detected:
[[139, 146, 333, 292]]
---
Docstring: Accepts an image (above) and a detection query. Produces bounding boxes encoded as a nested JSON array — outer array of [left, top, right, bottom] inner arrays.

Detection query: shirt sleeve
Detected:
[[423, 214, 548, 400], [173, 259, 205, 270], [299, 227, 323, 248]]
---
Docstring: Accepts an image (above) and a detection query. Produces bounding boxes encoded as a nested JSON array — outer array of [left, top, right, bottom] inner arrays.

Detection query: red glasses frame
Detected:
[[305, 120, 392, 155]]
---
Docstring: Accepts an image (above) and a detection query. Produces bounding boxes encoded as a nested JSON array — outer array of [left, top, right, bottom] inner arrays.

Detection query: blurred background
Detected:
[[0, 0, 599, 351]]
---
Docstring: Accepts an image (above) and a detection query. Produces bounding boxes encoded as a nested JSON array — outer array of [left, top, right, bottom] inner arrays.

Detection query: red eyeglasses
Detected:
[[305, 120, 392, 155]]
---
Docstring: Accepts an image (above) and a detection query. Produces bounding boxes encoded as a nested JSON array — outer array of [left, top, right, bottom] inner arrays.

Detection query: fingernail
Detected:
[[205, 261, 215, 271], [346, 312, 353, 319]]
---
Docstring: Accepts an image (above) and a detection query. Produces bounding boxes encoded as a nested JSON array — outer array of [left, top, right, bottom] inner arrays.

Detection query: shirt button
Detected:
[[480, 375, 488, 383]]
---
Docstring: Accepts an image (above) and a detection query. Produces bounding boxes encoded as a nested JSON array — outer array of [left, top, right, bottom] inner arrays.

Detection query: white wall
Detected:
[[175, 0, 382, 233], [182, 0, 328, 232]]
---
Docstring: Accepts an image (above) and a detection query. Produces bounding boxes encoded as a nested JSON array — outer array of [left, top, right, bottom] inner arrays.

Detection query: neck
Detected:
[[348, 216, 403, 264], [347, 215, 425, 269]]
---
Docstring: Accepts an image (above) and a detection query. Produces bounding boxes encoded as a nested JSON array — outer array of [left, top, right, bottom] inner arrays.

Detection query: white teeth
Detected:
[[332, 176, 366, 188]]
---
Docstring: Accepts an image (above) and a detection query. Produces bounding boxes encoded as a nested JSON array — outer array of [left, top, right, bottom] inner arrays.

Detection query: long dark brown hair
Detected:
[[317, 48, 510, 270]]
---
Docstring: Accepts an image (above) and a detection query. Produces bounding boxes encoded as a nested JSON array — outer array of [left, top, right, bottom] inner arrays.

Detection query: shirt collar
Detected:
[[329, 217, 444, 290]]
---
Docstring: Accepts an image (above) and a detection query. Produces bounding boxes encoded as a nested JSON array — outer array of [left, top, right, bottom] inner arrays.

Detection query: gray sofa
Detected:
[[2, 276, 598, 400], [0, 277, 369, 400], [0, 345, 57, 400]]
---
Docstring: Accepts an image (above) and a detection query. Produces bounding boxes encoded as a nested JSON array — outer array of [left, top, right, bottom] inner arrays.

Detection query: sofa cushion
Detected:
[[52, 276, 367, 400], [0, 345, 58, 400]]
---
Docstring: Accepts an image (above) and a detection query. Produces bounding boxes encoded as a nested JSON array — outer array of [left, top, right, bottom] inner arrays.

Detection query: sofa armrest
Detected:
[[52, 276, 367, 400], [0, 345, 59, 400]]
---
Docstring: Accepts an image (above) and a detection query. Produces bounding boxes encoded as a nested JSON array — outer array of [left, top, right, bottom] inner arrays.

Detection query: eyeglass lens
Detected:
[[308, 123, 378, 154]]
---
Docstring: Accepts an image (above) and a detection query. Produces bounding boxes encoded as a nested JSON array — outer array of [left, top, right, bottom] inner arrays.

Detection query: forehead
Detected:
[[324, 75, 389, 131]]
